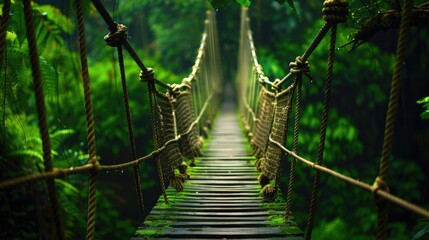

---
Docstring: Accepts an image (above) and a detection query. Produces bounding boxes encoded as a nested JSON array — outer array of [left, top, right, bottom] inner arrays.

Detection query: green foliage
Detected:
[[275, 0, 300, 18], [417, 96, 429, 120], [208, 0, 233, 8], [236, 0, 251, 7], [413, 219, 429, 240]]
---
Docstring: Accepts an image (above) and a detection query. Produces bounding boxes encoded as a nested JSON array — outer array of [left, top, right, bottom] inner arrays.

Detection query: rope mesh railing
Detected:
[[237, 1, 428, 239], [0, 1, 220, 239]]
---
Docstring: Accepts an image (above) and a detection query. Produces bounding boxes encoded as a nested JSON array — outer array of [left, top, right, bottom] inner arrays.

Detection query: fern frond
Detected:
[[55, 178, 79, 194], [8, 149, 43, 163], [50, 129, 75, 150], [39, 56, 58, 99]]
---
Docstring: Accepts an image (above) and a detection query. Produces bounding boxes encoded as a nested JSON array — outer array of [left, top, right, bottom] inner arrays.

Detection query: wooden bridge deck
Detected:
[[132, 108, 303, 239]]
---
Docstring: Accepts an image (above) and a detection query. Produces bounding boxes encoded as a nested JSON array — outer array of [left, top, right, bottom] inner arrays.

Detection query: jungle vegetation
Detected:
[[1, 0, 428, 239]]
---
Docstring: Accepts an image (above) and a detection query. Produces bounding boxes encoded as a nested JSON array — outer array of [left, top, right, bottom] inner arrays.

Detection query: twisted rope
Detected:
[[376, 0, 413, 238], [322, 0, 349, 23], [285, 76, 302, 219], [74, 0, 99, 239], [0, 90, 213, 190], [305, 16, 341, 240], [117, 46, 145, 214], [269, 136, 429, 218], [142, 69, 169, 204], [104, 23, 128, 47], [23, 0, 64, 239], [289, 57, 312, 80]]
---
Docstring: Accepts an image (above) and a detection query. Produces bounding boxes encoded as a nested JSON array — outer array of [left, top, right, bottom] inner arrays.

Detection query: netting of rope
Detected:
[[259, 85, 294, 181], [237, 1, 428, 239], [174, 91, 203, 161], [0, 1, 221, 239]]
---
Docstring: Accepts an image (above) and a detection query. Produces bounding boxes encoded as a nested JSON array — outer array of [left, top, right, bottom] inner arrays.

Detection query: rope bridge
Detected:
[[0, 0, 428, 239], [0, 0, 220, 239], [237, 0, 429, 240]]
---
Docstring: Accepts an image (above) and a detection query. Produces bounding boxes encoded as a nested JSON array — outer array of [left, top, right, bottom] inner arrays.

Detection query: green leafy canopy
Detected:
[[207, 0, 296, 9], [207, 0, 251, 8]]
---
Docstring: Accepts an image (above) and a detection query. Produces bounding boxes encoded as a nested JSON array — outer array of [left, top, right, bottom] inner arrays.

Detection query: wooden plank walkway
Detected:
[[132, 109, 303, 239]]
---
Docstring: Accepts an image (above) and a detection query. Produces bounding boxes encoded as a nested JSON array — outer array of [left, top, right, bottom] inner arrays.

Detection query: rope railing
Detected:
[[0, 1, 220, 239], [237, 0, 428, 239]]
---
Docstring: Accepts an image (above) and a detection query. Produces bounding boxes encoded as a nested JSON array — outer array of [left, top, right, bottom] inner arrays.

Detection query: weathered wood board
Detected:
[[132, 109, 303, 239]]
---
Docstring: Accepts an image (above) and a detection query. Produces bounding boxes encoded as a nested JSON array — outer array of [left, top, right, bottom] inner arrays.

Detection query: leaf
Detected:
[[276, 0, 301, 19], [236, 0, 251, 7], [417, 96, 429, 120], [8, 149, 44, 162], [55, 179, 79, 194], [207, 0, 232, 9]]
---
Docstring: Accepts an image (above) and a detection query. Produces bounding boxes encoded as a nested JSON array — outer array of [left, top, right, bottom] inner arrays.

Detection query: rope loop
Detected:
[[92, 159, 101, 174], [372, 176, 389, 199], [289, 56, 312, 80], [104, 22, 128, 47], [139, 68, 155, 84], [322, 0, 349, 23]]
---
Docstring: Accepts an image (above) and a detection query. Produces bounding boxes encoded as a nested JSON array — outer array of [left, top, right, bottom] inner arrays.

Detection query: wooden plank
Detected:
[[175, 191, 260, 195], [190, 175, 258, 180], [151, 211, 272, 217], [189, 172, 258, 176], [145, 215, 270, 222], [166, 202, 285, 208], [152, 238, 301, 240], [170, 221, 270, 227], [154, 207, 268, 212], [133, 108, 303, 239], [187, 180, 258, 185], [158, 197, 263, 203], [134, 227, 290, 238]]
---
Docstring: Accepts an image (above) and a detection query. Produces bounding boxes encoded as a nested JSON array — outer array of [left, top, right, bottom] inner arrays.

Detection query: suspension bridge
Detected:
[[0, 0, 428, 239]]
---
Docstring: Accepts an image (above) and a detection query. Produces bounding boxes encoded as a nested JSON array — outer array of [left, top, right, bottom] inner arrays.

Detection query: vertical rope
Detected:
[[23, 0, 64, 239], [74, 0, 99, 239], [305, 24, 337, 240], [376, 0, 413, 239], [117, 46, 145, 213], [144, 70, 168, 204], [285, 75, 302, 219]]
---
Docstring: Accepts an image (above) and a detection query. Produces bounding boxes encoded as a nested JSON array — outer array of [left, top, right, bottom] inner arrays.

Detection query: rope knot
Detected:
[[104, 22, 128, 47], [272, 78, 282, 91], [372, 176, 389, 193], [289, 56, 312, 80], [139, 68, 155, 84], [92, 160, 101, 174], [322, 0, 349, 23]]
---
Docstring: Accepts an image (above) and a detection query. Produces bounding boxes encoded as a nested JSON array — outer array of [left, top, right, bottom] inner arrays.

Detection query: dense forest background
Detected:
[[1, 0, 428, 239]]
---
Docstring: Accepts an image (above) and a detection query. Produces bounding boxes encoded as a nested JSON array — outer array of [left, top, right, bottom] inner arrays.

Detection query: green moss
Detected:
[[269, 215, 286, 226], [135, 229, 162, 237], [153, 203, 171, 210], [268, 215, 303, 236], [144, 220, 172, 228]]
